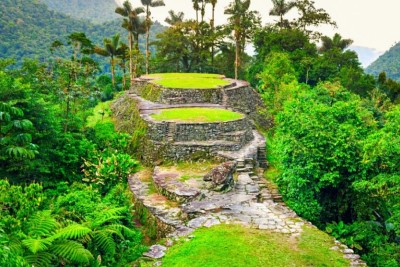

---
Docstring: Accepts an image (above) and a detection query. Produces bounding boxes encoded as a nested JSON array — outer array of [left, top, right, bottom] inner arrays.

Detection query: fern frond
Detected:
[[88, 207, 126, 228], [51, 240, 93, 264], [106, 224, 137, 238], [22, 238, 52, 254], [24, 251, 53, 267], [27, 210, 59, 237], [93, 231, 116, 256], [51, 224, 92, 241]]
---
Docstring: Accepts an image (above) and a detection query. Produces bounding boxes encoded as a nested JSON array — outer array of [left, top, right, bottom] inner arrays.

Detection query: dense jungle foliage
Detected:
[[1, 0, 399, 266]]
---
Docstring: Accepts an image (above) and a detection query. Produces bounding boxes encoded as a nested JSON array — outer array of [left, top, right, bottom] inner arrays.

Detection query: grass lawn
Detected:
[[161, 224, 350, 267], [150, 108, 244, 122], [146, 73, 230, 89], [86, 100, 113, 127]]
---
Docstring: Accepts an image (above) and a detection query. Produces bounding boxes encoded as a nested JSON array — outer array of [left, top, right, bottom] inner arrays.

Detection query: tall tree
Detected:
[[115, 1, 145, 84], [192, 0, 200, 23], [141, 0, 165, 75], [293, 0, 336, 39], [210, 0, 218, 68], [319, 33, 353, 52], [117, 43, 129, 89], [269, 0, 296, 29], [94, 34, 121, 87], [165, 10, 184, 26], [225, 0, 260, 79]]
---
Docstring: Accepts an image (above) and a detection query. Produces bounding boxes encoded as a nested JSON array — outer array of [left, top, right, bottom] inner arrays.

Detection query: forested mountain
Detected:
[[41, 0, 119, 24], [0, 0, 165, 64], [366, 42, 400, 81]]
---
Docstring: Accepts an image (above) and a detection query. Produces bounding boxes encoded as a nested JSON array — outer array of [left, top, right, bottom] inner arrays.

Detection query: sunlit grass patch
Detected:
[[150, 108, 244, 123], [161, 224, 350, 267], [146, 73, 230, 89]]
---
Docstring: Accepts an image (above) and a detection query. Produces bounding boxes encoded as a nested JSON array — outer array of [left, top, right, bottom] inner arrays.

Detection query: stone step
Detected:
[[153, 167, 200, 203], [173, 140, 243, 151], [128, 171, 186, 233]]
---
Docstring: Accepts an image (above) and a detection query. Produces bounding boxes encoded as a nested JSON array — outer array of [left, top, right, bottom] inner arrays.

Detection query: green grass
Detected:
[[150, 108, 244, 123], [86, 100, 113, 127], [146, 73, 230, 89], [161, 224, 350, 267]]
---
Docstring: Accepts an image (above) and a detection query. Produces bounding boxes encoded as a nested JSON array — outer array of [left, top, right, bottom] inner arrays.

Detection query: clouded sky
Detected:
[[119, 0, 400, 53]]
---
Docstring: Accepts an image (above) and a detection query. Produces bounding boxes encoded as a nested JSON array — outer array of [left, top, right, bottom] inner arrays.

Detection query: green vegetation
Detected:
[[151, 108, 244, 122], [162, 224, 349, 267], [366, 42, 400, 82], [42, 0, 119, 24], [2, 0, 400, 265], [147, 73, 230, 88], [86, 100, 113, 127]]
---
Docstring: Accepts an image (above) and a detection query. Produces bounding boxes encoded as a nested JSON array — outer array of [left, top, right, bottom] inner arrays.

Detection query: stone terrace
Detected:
[[122, 74, 365, 266]]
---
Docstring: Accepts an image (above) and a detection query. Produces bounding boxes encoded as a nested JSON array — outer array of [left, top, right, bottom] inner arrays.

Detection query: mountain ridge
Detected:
[[365, 42, 400, 81]]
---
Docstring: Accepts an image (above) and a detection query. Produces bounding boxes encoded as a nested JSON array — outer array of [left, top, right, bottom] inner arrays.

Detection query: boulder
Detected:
[[203, 161, 236, 191]]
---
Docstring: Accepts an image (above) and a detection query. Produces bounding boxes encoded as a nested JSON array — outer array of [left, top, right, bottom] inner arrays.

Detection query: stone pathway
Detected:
[[129, 163, 366, 266]]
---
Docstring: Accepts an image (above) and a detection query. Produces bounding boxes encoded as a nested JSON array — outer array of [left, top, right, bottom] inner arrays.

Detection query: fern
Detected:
[[51, 224, 92, 241], [93, 231, 116, 256], [51, 240, 93, 264], [22, 238, 52, 254], [106, 223, 137, 238], [24, 251, 53, 267], [27, 210, 59, 237], [88, 207, 126, 228]]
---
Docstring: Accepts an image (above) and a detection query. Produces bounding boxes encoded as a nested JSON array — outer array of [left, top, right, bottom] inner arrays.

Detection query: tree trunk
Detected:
[[122, 61, 127, 89], [128, 32, 134, 86], [111, 55, 115, 87], [145, 5, 150, 75], [235, 39, 240, 80], [211, 4, 215, 70]]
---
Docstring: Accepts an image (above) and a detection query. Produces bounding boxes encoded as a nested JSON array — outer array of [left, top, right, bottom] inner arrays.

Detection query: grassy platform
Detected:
[[150, 108, 244, 123], [146, 73, 230, 89], [161, 224, 350, 267]]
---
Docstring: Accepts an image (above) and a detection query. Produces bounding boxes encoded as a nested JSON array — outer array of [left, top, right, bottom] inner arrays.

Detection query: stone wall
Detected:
[[159, 88, 222, 104], [145, 117, 253, 143]]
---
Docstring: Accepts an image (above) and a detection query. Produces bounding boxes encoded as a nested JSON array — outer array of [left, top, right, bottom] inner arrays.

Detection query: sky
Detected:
[[116, 0, 400, 65]]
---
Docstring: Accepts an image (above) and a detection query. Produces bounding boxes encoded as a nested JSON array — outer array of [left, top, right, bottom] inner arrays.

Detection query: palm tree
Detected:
[[141, 0, 165, 75], [269, 0, 296, 29], [319, 33, 353, 52], [165, 10, 184, 26], [94, 34, 121, 87], [117, 43, 129, 89], [192, 0, 200, 23], [115, 1, 145, 84], [210, 0, 217, 68], [224, 0, 251, 79]]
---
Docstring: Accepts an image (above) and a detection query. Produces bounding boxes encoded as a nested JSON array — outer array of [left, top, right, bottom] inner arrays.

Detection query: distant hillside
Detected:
[[41, 0, 119, 24], [0, 0, 165, 64], [366, 42, 400, 81]]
